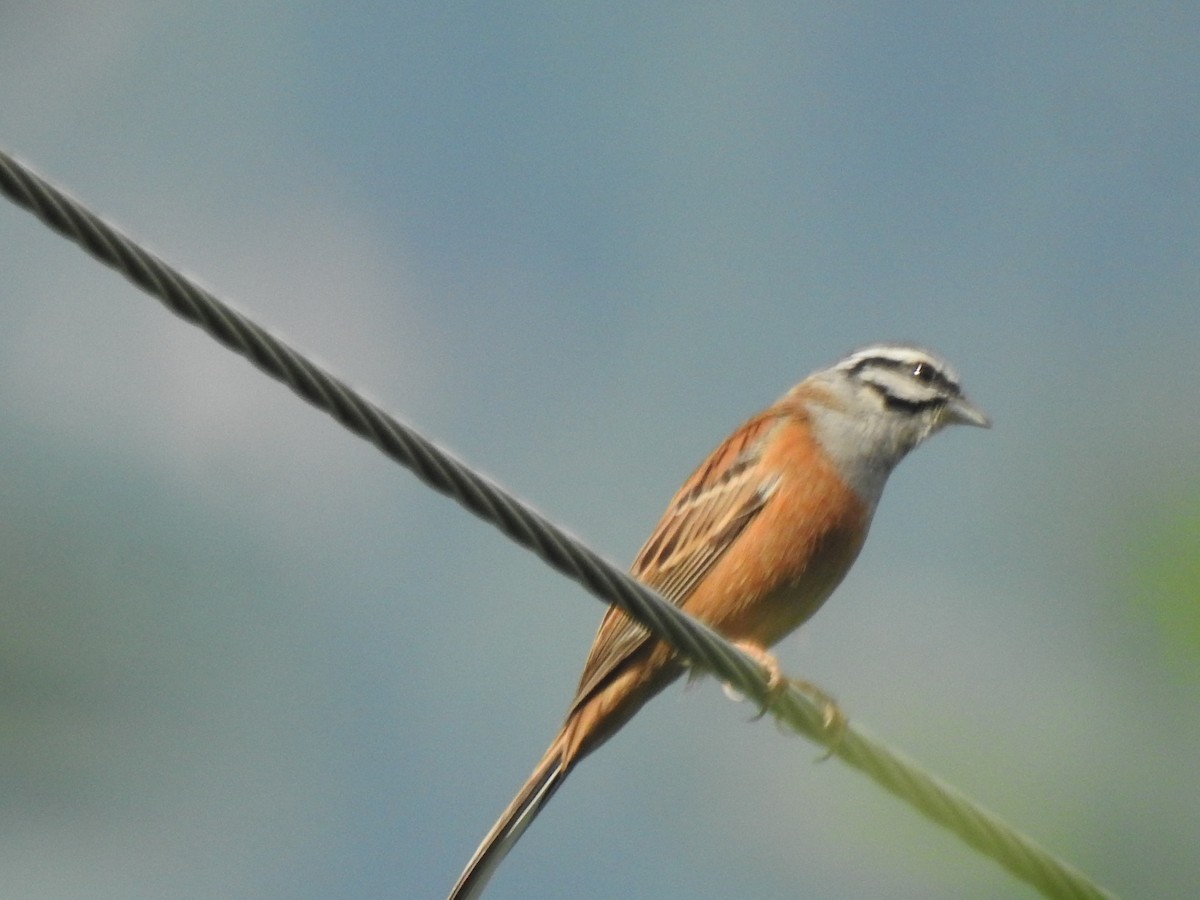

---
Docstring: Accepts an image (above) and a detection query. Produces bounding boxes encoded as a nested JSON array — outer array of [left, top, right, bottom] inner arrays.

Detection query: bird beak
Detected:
[[944, 395, 991, 428]]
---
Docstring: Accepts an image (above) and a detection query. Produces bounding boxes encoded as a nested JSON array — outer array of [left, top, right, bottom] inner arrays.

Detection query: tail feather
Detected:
[[447, 746, 567, 900]]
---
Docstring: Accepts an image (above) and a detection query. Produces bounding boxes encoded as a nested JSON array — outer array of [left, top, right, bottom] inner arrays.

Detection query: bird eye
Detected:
[[912, 362, 935, 383]]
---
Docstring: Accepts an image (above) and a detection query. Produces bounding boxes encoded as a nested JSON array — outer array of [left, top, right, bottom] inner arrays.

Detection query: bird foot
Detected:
[[787, 678, 847, 761], [720, 641, 786, 712], [723, 641, 847, 759]]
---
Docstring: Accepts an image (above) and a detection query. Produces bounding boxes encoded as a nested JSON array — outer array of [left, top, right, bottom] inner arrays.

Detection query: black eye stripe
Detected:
[[873, 386, 947, 414], [850, 356, 959, 395], [911, 361, 957, 392]]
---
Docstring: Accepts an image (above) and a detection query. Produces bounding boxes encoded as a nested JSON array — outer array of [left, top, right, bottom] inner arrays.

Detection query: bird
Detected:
[[448, 342, 989, 899]]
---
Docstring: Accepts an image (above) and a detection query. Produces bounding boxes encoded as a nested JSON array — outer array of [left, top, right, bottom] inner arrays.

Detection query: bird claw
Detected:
[[724, 641, 847, 758], [726, 641, 787, 720], [787, 678, 847, 760]]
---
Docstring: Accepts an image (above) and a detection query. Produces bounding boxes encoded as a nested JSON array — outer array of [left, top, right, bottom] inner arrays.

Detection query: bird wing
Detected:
[[568, 411, 783, 712]]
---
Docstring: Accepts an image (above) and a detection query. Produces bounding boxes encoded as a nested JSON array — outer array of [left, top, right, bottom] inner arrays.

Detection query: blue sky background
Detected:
[[1, 4, 1198, 898]]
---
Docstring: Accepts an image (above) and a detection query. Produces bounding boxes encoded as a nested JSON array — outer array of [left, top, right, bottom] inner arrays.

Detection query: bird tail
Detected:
[[447, 742, 568, 900]]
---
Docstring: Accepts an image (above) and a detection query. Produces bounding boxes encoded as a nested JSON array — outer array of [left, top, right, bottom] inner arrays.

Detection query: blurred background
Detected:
[[1, 4, 1197, 898]]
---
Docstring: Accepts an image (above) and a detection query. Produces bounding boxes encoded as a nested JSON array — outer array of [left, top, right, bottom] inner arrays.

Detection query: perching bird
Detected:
[[448, 343, 989, 899]]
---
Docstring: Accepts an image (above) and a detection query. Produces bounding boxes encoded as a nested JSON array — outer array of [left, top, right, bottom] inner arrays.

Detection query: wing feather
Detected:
[[568, 412, 784, 712]]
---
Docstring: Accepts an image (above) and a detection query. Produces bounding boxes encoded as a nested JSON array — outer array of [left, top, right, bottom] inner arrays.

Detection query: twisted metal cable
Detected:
[[0, 148, 1116, 900]]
